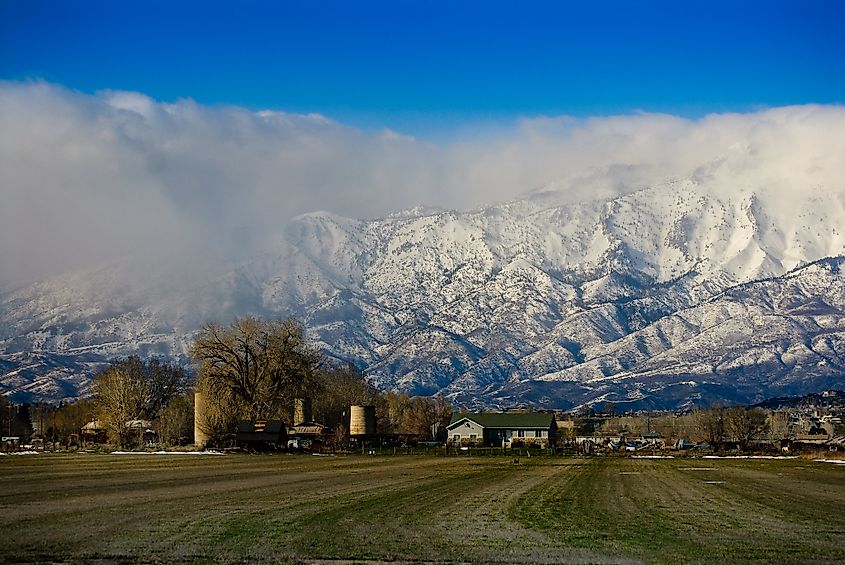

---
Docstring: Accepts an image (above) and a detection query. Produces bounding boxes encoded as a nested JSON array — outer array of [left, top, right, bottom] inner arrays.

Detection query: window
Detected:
[[470, 434, 477, 442], [452, 434, 460, 443], [517, 430, 525, 438]]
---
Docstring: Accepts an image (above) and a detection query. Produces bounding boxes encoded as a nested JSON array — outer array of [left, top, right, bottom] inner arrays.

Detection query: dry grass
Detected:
[[1, 453, 843, 564]]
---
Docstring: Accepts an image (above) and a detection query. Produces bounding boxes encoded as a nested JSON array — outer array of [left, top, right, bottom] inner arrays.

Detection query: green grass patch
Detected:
[[1, 453, 843, 563]]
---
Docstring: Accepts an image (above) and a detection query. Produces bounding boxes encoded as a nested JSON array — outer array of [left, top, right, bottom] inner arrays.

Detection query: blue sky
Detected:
[[2, 0, 844, 137]]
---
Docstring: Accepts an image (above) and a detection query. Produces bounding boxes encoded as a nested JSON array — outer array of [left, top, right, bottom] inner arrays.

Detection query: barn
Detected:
[[235, 420, 287, 451]]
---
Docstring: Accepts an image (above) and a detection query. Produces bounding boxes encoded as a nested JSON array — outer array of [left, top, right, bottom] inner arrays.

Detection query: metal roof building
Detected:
[[235, 420, 287, 451]]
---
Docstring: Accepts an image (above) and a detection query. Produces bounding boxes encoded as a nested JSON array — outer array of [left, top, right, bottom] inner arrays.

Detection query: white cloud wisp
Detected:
[[1, 81, 843, 288]]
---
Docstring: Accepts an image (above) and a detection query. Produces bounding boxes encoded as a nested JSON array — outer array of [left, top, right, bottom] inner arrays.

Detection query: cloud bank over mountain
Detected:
[[1, 80, 844, 288]]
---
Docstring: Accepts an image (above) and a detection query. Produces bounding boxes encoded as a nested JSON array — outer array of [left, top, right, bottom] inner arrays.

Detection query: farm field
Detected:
[[1, 453, 844, 564]]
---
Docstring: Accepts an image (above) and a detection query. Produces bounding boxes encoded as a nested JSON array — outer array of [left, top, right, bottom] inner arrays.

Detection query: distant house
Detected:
[[639, 431, 665, 449], [81, 419, 107, 444], [126, 419, 156, 444], [2, 437, 21, 451], [447, 412, 556, 448], [674, 438, 696, 450]]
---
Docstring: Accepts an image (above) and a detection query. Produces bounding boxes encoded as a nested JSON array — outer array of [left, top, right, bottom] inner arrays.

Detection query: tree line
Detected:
[[79, 315, 452, 448], [584, 405, 771, 450]]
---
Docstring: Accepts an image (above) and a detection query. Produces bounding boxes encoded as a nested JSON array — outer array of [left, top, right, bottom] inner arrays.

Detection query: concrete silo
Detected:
[[349, 405, 376, 437], [294, 397, 313, 425], [194, 390, 210, 449]]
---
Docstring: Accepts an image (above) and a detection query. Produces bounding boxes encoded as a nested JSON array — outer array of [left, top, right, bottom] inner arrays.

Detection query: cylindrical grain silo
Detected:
[[194, 390, 210, 449], [294, 397, 313, 425], [349, 405, 376, 437]]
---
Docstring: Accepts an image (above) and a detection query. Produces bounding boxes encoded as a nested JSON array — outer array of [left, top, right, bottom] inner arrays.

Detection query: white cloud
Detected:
[[1, 80, 843, 287]]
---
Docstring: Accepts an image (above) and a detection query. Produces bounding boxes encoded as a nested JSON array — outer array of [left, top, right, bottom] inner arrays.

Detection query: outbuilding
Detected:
[[81, 419, 107, 444], [235, 420, 287, 451], [288, 421, 330, 451]]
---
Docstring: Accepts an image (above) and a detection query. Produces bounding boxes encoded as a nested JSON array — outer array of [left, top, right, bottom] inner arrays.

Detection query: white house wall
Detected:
[[449, 419, 485, 444], [448, 419, 554, 447]]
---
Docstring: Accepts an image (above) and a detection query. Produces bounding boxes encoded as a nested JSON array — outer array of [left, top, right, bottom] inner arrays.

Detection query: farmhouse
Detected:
[[447, 412, 556, 448]]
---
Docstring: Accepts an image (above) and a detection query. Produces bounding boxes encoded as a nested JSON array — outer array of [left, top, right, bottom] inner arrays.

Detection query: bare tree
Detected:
[[402, 396, 434, 437], [313, 364, 377, 429], [378, 391, 409, 435], [142, 358, 189, 420], [93, 365, 146, 447], [0, 396, 13, 437], [53, 399, 97, 447], [767, 410, 790, 440], [404, 395, 452, 439], [432, 394, 453, 441], [93, 356, 188, 447], [191, 316, 324, 421], [156, 393, 194, 446], [0, 399, 33, 440], [693, 408, 725, 447], [374, 391, 452, 440], [724, 407, 769, 451]]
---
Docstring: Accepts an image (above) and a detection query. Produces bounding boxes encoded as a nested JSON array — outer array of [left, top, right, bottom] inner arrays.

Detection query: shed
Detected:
[[235, 420, 287, 451], [288, 421, 330, 451]]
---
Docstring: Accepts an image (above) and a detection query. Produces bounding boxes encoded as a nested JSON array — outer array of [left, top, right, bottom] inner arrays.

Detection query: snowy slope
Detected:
[[2, 171, 845, 407]]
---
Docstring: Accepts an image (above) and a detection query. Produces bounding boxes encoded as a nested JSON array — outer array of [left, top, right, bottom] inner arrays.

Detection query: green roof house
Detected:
[[447, 412, 556, 448]]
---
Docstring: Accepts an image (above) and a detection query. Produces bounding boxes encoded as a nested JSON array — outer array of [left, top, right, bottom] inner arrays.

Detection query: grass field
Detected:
[[1, 453, 843, 564]]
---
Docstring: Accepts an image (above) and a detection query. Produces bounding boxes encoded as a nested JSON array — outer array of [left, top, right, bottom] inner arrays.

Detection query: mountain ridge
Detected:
[[3, 173, 845, 408]]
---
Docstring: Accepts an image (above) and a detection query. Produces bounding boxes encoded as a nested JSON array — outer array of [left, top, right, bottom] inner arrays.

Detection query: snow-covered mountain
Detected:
[[3, 172, 845, 409]]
